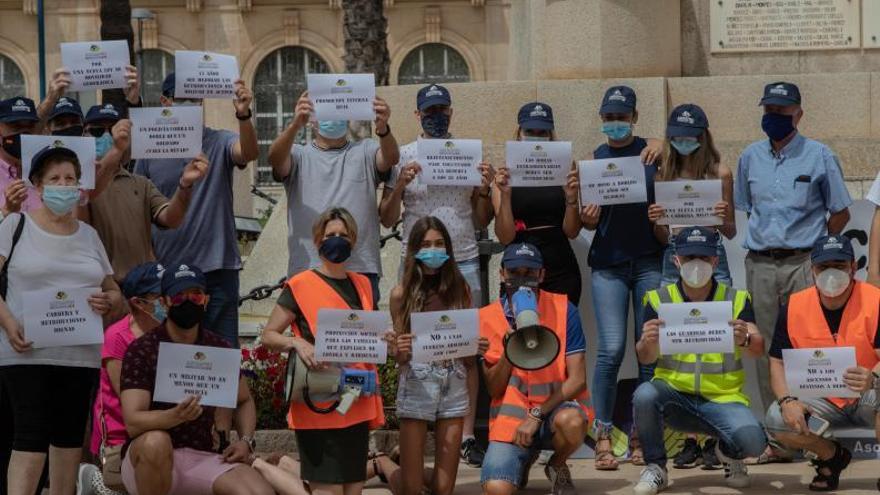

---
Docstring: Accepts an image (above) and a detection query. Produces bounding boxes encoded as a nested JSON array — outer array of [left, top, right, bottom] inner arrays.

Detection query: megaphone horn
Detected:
[[284, 351, 342, 414], [504, 287, 560, 370]]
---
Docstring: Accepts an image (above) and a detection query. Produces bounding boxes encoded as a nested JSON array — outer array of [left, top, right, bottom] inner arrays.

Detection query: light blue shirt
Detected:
[[734, 133, 851, 251]]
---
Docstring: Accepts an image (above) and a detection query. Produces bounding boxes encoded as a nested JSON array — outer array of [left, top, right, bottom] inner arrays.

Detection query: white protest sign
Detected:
[[783, 347, 860, 399], [307, 73, 375, 121], [315, 309, 390, 364], [655, 179, 722, 226], [61, 40, 129, 92], [153, 342, 241, 408], [505, 141, 572, 187], [23, 288, 103, 348], [411, 309, 479, 363], [578, 156, 647, 205], [174, 51, 239, 99], [417, 139, 482, 186], [129, 107, 203, 159], [657, 301, 733, 355], [21, 135, 96, 189]]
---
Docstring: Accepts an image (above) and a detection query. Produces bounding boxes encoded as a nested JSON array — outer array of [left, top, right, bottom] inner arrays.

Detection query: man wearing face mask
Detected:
[[0, 96, 43, 217], [631, 227, 766, 495], [46, 96, 84, 137], [479, 243, 591, 495], [764, 235, 880, 492], [734, 82, 852, 420], [267, 90, 400, 303], [135, 72, 259, 347]]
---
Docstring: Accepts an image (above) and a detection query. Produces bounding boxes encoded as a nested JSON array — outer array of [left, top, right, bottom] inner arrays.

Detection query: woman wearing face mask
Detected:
[[261, 207, 387, 495], [390, 216, 488, 495], [649, 104, 736, 289], [0, 146, 122, 495], [493, 102, 583, 305]]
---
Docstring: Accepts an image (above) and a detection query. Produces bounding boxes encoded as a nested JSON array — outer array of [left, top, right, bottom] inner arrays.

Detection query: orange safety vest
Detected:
[[479, 290, 593, 443], [787, 281, 880, 409], [285, 270, 384, 430]]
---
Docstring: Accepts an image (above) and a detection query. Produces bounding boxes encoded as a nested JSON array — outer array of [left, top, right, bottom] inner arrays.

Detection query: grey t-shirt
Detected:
[[284, 140, 382, 276], [134, 128, 242, 273]]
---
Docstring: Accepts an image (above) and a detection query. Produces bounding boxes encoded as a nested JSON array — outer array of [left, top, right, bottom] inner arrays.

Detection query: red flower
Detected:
[[267, 366, 280, 378], [241, 348, 252, 361], [273, 380, 285, 394], [254, 346, 270, 361]]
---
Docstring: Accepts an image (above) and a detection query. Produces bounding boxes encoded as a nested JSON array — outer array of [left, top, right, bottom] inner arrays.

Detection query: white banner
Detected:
[[307, 74, 375, 121], [61, 40, 129, 92], [505, 141, 572, 187], [153, 342, 241, 408], [174, 51, 239, 99], [578, 156, 647, 205], [411, 309, 479, 363], [783, 347, 859, 399], [657, 301, 733, 355], [315, 309, 391, 364], [655, 179, 723, 227], [417, 139, 483, 186], [130, 107, 203, 159], [23, 287, 103, 348]]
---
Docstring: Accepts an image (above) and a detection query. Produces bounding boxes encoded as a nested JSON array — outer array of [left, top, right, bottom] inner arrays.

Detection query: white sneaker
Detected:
[[715, 443, 750, 488], [633, 464, 668, 495], [544, 463, 577, 495], [76, 463, 99, 495]]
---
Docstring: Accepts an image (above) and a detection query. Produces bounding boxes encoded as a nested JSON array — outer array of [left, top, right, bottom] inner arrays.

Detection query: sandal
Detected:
[[594, 437, 619, 471], [630, 434, 645, 466], [746, 445, 794, 465], [808, 441, 851, 492], [368, 451, 389, 484]]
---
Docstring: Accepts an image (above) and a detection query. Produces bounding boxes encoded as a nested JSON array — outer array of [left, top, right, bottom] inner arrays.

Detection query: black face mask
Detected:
[[51, 125, 84, 137], [1, 133, 22, 160], [420, 112, 450, 138], [167, 300, 205, 330], [319, 236, 352, 264]]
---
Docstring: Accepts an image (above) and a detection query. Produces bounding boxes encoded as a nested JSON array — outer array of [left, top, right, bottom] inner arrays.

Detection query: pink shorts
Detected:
[[122, 447, 239, 495]]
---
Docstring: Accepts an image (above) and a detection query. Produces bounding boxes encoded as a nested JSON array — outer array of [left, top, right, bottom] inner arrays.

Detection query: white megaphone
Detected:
[[503, 286, 560, 370], [284, 352, 378, 415]]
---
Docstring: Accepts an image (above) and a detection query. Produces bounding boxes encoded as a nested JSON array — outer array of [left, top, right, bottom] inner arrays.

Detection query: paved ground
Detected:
[[364, 459, 880, 494]]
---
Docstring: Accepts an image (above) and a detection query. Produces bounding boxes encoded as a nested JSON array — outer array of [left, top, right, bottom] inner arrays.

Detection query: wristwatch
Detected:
[[236, 108, 252, 121], [376, 124, 391, 138], [528, 407, 544, 422], [240, 435, 256, 452]]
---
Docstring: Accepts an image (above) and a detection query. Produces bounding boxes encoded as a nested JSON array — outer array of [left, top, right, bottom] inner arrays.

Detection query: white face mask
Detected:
[[679, 259, 713, 288], [815, 268, 851, 298]]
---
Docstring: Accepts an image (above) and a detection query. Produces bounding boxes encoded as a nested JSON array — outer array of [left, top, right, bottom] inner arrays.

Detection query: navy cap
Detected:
[[759, 81, 801, 106], [667, 104, 709, 138], [600, 86, 637, 115], [502, 243, 544, 270], [673, 227, 719, 258], [0, 97, 39, 123], [85, 103, 122, 124], [121, 262, 165, 299], [161, 263, 207, 297], [517, 102, 554, 131], [417, 84, 451, 111], [811, 235, 854, 265], [29, 145, 80, 183], [161, 72, 176, 97], [48, 97, 83, 123]]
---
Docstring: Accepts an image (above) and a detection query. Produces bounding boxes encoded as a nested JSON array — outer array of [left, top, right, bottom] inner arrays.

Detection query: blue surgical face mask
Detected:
[[670, 138, 701, 156], [95, 132, 113, 160], [318, 120, 349, 139], [420, 112, 450, 138], [41, 185, 80, 216], [152, 300, 167, 322], [522, 135, 550, 142], [601, 121, 632, 141], [414, 248, 450, 269], [761, 112, 795, 142]]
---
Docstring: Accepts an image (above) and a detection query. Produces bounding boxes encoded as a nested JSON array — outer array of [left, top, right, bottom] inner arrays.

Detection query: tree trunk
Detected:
[[99, 0, 134, 112], [341, 0, 390, 138]]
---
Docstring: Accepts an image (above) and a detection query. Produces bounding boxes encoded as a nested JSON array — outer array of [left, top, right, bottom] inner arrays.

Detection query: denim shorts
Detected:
[[480, 401, 586, 485], [396, 361, 469, 421]]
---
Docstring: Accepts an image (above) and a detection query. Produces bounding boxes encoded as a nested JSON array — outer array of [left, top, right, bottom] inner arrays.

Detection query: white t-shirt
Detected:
[[867, 171, 880, 207], [0, 213, 112, 368], [388, 141, 479, 262]]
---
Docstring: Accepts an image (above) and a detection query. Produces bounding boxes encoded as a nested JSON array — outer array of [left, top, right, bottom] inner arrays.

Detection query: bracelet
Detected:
[[376, 124, 391, 138], [779, 395, 798, 406], [740, 332, 751, 348], [236, 108, 252, 121]]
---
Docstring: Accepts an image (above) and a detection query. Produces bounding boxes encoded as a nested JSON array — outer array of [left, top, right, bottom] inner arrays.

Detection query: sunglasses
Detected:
[[168, 292, 208, 306], [85, 126, 112, 138]]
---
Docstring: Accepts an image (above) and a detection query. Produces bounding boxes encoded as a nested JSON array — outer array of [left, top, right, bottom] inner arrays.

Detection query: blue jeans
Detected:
[[590, 254, 662, 434], [204, 269, 240, 347], [660, 236, 732, 287], [633, 380, 766, 466]]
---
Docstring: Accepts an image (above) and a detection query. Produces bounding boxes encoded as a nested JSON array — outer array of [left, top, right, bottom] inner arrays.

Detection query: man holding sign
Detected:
[[765, 235, 880, 492], [632, 227, 765, 495]]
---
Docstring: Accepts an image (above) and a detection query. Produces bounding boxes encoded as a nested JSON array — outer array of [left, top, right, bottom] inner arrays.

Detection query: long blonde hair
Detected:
[[658, 129, 722, 182]]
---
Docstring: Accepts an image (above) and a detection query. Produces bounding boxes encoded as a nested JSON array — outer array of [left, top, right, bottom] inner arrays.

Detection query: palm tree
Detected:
[[341, 0, 390, 138], [99, 0, 135, 110]]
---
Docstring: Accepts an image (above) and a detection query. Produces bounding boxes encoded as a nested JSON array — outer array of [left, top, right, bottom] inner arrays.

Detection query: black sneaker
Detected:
[[673, 438, 702, 469], [460, 437, 485, 468], [701, 438, 721, 470]]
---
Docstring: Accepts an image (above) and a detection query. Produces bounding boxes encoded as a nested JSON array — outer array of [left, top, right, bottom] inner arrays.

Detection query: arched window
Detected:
[[0, 55, 26, 100], [398, 43, 470, 86], [141, 49, 174, 107], [253, 46, 329, 185]]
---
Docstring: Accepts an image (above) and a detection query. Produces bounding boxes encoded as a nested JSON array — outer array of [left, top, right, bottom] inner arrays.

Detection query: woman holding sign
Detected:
[[390, 216, 487, 495], [0, 146, 121, 495], [261, 207, 386, 495]]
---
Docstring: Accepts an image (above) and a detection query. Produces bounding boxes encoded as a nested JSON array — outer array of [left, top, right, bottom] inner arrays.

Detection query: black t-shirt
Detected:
[[769, 300, 880, 359], [277, 269, 364, 341], [643, 280, 756, 324]]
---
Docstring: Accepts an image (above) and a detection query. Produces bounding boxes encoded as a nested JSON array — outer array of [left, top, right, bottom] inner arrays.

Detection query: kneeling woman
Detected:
[[262, 207, 385, 495]]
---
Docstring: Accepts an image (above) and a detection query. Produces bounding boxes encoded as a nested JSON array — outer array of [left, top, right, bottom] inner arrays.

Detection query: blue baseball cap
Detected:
[[161, 263, 207, 297], [85, 103, 122, 124], [417, 84, 451, 111], [600, 86, 636, 115], [673, 227, 719, 258], [666, 104, 709, 138], [517, 102, 554, 131], [502, 243, 544, 270], [161, 72, 176, 97], [811, 235, 854, 265], [759, 81, 801, 106], [48, 97, 83, 123], [0, 97, 39, 123], [121, 262, 165, 299]]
